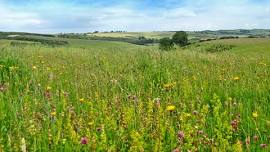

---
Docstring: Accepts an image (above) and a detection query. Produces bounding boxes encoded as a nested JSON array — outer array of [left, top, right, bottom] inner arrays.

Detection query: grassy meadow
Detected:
[[0, 37, 270, 151]]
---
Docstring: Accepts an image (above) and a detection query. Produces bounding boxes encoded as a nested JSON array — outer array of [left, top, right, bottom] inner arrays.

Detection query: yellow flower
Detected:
[[79, 98, 85, 103], [252, 112, 258, 118], [258, 62, 267, 66], [21, 138, 26, 152], [46, 86, 52, 90], [233, 77, 240, 81], [32, 66, 37, 70], [50, 111, 57, 117], [163, 82, 176, 91], [166, 105, 176, 112]]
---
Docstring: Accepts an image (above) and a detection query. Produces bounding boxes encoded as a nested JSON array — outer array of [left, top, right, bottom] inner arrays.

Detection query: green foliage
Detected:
[[159, 37, 174, 51], [172, 31, 188, 47]]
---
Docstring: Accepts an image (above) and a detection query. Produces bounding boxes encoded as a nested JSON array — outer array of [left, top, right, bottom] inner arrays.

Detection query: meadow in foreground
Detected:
[[0, 38, 270, 151]]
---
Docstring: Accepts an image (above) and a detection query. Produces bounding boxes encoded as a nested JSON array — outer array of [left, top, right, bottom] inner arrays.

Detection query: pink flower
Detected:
[[260, 144, 267, 148], [80, 137, 88, 145], [253, 135, 259, 142]]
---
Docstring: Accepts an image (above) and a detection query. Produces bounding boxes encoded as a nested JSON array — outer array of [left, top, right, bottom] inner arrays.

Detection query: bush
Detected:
[[205, 44, 234, 53], [172, 31, 188, 47], [159, 38, 174, 51], [219, 36, 239, 39]]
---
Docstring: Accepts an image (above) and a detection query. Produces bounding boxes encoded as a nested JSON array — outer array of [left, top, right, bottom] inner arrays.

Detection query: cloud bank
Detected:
[[0, 0, 269, 33]]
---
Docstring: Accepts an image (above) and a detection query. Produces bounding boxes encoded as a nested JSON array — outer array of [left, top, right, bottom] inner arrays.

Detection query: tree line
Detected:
[[159, 31, 188, 51]]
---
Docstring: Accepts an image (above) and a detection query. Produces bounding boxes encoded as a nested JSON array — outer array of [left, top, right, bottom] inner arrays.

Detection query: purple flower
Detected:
[[177, 131, 185, 141], [80, 137, 88, 145]]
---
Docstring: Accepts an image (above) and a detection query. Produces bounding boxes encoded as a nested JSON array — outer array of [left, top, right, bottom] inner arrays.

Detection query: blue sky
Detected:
[[0, 0, 269, 33]]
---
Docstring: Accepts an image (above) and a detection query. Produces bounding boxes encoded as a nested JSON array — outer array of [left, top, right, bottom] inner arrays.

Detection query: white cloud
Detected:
[[0, 3, 43, 31]]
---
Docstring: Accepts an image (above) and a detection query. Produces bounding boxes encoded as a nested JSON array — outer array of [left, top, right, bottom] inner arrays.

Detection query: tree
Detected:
[[172, 31, 188, 47], [159, 37, 174, 51]]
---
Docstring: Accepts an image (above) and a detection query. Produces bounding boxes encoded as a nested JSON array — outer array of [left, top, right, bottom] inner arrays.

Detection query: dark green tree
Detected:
[[172, 31, 188, 47], [159, 37, 174, 51]]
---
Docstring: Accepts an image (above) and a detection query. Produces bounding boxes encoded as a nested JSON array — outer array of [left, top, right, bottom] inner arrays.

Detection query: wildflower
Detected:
[[32, 66, 37, 70], [231, 119, 239, 130], [62, 139, 67, 144], [21, 138, 26, 152], [197, 130, 204, 135], [110, 79, 118, 84], [154, 98, 161, 108], [163, 82, 176, 91], [192, 110, 199, 115], [258, 62, 267, 66], [46, 86, 52, 91], [177, 131, 185, 141], [0, 84, 7, 92], [183, 112, 192, 118], [260, 144, 267, 148], [127, 95, 138, 101], [166, 105, 176, 112], [234, 140, 243, 152], [173, 148, 180, 152], [80, 137, 88, 145], [50, 111, 56, 117], [253, 135, 259, 142], [96, 127, 102, 132], [252, 112, 258, 118], [9, 66, 19, 71], [79, 98, 85, 103], [245, 136, 250, 146], [233, 77, 240, 81]]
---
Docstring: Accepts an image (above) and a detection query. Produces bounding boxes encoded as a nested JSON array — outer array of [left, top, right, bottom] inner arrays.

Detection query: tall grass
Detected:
[[0, 39, 270, 151]]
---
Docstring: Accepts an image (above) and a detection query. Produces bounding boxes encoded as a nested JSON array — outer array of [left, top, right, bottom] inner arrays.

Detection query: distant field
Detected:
[[0, 37, 270, 151], [88, 32, 174, 39], [192, 38, 270, 56], [88, 29, 270, 40]]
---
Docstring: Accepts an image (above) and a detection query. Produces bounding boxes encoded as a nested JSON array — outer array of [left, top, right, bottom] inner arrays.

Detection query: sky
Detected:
[[0, 0, 269, 33]]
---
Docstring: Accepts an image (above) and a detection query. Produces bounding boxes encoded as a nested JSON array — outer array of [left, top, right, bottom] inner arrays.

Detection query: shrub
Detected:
[[159, 37, 174, 51], [172, 31, 188, 47], [205, 44, 234, 53]]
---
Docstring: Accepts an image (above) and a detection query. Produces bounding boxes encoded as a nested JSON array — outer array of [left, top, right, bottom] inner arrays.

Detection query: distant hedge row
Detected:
[[88, 36, 158, 45], [58, 34, 158, 45], [4, 36, 68, 46]]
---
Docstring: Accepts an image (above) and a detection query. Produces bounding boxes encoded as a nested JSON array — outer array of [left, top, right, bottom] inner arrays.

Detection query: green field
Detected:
[[0, 37, 270, 151]]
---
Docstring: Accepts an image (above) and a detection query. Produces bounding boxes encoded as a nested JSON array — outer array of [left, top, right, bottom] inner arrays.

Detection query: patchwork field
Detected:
[[0, 37, 270, 151]]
